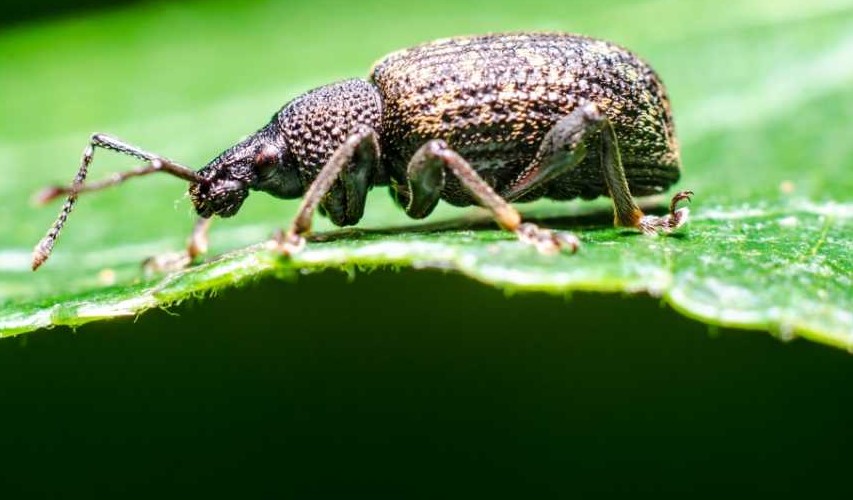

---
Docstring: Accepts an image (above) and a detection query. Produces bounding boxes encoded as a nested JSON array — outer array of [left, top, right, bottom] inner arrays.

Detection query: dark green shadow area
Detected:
[[0, 270, 850, 495]]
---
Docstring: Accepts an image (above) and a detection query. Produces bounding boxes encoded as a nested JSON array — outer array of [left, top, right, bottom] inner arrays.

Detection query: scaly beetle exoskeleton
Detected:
[[33, 32, 692, 271]]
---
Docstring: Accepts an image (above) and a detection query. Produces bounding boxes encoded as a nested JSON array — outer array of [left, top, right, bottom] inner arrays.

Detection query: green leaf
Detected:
[[1, 0, 851, 349]]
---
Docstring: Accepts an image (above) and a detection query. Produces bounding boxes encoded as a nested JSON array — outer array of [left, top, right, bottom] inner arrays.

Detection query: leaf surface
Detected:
[[1, 0, 850, 348]]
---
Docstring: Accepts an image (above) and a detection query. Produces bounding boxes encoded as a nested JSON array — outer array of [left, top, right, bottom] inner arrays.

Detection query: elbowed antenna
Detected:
[[32, 134, 204, 270]]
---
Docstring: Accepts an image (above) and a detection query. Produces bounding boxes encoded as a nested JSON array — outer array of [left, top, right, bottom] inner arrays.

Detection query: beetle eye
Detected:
[[254, 145, 280, 176]]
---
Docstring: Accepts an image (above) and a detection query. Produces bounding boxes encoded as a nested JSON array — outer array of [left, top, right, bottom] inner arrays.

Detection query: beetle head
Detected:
[[189, 138, 285, 218]]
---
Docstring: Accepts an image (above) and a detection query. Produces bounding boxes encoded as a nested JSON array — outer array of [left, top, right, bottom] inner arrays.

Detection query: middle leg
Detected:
[[395, 139, 579, 254]]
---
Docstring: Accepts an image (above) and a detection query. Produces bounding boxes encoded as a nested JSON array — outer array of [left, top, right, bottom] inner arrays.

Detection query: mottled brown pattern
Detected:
[[370, 32, 680, 206]]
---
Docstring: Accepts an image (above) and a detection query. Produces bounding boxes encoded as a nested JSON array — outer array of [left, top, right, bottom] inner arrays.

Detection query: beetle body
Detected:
[[33, 32, 691, 271], [196, 33, 680, 221], [372, 33, 680, 206]]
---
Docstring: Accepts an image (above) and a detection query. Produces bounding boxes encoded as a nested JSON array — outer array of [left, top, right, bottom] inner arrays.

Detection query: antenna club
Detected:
[[31, 237, 53, 271]]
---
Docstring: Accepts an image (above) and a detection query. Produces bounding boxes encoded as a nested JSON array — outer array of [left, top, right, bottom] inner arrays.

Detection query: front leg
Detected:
[[143, 217, 213, 273], [397, 140, 579, 254], [273, 127, 379, 253]]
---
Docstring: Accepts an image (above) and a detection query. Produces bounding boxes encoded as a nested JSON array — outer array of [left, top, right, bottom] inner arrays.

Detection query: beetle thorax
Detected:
[[277, 79, 384, 188]]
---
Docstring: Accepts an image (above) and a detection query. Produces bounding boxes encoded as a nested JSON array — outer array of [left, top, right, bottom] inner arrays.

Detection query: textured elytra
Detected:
[[370, 32, 681, 205]]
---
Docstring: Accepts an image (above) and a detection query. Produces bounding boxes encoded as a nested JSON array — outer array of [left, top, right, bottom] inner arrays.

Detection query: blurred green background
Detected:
[[1, 0, 852, 495]]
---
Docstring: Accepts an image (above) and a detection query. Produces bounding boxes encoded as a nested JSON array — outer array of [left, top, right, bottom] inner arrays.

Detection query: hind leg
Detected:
[[505, 102, 692, 234]]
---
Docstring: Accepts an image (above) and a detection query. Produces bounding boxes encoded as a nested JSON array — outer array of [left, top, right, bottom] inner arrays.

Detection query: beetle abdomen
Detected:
[[370, 32, 680, 203]]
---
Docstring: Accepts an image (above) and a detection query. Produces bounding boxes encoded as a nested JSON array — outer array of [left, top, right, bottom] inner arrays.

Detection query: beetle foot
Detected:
[[269, 229, 306, 256], [515, 223, 580, 255], [638, 190, 693, 235], [142, 251, 193, 275]]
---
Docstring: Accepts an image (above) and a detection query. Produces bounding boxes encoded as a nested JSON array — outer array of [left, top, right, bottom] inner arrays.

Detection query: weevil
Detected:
[[32, 32, 692, 271]]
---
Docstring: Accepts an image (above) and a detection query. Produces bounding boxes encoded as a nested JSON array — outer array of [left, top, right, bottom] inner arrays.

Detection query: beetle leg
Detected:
[[399, 139, 579, 254], [504, 103, 691, 236], [637, 190, 693, 234], [597, 118, 691, 234], [272, 127, 380, 254], [503, 103, 602, 201], [186, 216, 213, 260], [142, 217, 213, 274], [392, 140, 447, 219]]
